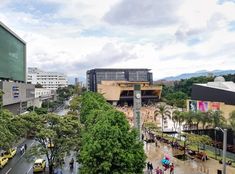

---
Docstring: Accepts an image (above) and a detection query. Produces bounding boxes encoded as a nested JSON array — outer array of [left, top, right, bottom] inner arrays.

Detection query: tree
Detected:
[[79, 92, 112, 124], [69, 96, 80, 112], [165, 91, 188, 108], [201, 111, 212, 130], [0, 109, 18, 149], [154, 103, 171, 137], [172, 110, 185, 132], [229, 110, 235, 146], [183, 111, 195, 130], [79, 109, 146, 174], [19, 113, 81, 174], [78, 92, 146, 174], [210, 110, 225, 128]]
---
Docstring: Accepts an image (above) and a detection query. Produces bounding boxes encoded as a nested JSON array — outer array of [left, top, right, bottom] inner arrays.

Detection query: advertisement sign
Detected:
[[198, 101, 209, 112], [211, 102, 220, 111], [189, 100, 197, 111]]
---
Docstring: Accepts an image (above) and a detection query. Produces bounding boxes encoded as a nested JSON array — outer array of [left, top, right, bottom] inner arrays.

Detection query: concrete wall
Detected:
[[0, 81, 35, 106]]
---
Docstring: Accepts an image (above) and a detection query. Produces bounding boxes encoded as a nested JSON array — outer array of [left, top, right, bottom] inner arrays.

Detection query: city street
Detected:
[[0, 105, 77, 174]]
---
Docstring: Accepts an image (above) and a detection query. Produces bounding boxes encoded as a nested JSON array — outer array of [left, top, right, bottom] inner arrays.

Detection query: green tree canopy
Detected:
[[79, 92, 146, 174], [19, 113, 81, 174]]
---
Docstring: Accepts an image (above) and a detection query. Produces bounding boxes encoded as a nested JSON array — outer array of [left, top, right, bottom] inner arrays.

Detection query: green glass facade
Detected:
[[0, 24, 26, 82]]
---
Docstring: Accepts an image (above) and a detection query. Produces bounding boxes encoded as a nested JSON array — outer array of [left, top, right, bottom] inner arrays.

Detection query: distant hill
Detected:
[[162, 70, 235, 81]]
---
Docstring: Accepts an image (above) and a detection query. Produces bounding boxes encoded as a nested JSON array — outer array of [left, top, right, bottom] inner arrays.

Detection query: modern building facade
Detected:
[[87, 68, 153, 92], [0, 21, 26, 82], [0, 21, 34, 114], [27, 67, 68, 90], [87, 69, 161, 105], [189, 76, 235, 119]]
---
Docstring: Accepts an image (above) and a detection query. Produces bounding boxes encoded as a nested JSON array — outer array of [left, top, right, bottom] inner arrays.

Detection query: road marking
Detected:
[[26, 166, 33, 174], [5, 168, 12, 174], [30, 141, 35, 147]]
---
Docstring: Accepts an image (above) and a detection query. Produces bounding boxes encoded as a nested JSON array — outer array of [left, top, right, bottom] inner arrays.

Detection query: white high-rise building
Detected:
[[27, 67, 68, 90]]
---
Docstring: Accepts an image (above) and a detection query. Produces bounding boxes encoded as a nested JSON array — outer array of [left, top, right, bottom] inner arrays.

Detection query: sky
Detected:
[[1, 0, 235, 83]]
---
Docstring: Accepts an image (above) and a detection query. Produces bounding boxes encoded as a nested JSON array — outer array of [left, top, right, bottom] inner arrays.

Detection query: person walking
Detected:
[[147, 162, 150, 173], [170, 163, 174, 174], [149, 163, 153, 174]]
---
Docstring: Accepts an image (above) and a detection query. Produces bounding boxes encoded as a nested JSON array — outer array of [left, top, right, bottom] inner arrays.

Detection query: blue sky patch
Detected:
[[228, 21, 235, 31], [6, 0, 58, 16]]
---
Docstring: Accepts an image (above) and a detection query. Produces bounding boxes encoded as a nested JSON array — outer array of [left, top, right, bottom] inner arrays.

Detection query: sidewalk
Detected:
[[144, 141, 235, 174]]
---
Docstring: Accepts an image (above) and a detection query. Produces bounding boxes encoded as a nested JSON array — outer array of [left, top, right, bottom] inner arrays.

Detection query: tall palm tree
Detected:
[[184, 111, 194, 130], [210, 110, 225, 128], [192, 111, 203, 133], [201, 111, 212, 130], [172, 110, 180, 131], [154, 102, 171, 137]]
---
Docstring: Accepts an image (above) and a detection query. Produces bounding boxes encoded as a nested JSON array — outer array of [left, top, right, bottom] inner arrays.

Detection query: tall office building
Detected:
[[87, 68, 153, 92], [27, 67, 68, 90], [0, 21, 34, 114]]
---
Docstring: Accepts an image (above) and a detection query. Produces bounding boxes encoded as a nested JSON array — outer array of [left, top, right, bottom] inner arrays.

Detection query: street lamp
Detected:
[[215, 127, 227, 174], [214, 129, 217, 160]]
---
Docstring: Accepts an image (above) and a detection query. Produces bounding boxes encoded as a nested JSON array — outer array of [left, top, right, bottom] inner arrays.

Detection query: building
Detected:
[[189, 76, 235, 119], [0, 21, 26, 82], [27, 67, 68, 90], [27, 88, 56, 108], [0, 21, 34, 114], [87, 68, 153, 92], [87, 69, 161, 105]]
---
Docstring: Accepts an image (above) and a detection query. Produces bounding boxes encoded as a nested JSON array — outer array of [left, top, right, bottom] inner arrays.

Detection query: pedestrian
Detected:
[[170, 163, 174, 174], [149, 163, 153, 174], [69, 158, 74, 170], [20, 145, 24, 155], [147, 161, 150, 171], [155, 167, 160, 174], [24, 144, 27, 150]]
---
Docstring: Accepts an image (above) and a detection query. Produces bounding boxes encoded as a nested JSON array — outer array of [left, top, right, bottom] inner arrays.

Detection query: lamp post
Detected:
[[215, 127, 227, 174], [214, 129, 217, 160]]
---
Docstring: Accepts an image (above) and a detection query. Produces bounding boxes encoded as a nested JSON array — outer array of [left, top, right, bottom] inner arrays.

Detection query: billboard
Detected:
[[189, 100, 197, 111], [198, 101, 209, 112], [0, 23, 26, 82], [188, 100, 221, 112], [210, 102, 220, 111]]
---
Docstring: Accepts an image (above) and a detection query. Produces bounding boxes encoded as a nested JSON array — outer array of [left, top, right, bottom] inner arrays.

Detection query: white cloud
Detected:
[[0, 0, 235, 83]]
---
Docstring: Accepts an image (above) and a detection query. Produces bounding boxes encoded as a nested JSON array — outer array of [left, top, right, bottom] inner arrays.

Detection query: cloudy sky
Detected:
[[1, 0, 235, 83]]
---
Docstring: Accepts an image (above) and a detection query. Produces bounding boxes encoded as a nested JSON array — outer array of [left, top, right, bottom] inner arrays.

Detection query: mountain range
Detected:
[[161, 70, 235, 81]]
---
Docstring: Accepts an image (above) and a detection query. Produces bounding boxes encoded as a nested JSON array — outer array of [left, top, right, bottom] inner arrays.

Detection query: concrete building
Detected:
[[87, 68, 153, 92], [0, 81, 35, 114], [0, 21, 35, 114], [27, 67, 68, 90], [86, 68, 161, 105], [27, 88, 56, 108], [189, 76, 235, 119]]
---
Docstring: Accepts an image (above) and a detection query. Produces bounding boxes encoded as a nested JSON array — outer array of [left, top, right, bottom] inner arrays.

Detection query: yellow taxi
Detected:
[[0, 157, 8, 168], [33, 159, 46, 172], [4, 148, 17, 159]]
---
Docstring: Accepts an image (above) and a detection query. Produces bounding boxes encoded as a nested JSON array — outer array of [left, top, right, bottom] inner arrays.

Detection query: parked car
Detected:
[[0, 157, 8, 168], [4, 148, 17, 159], [33, 159, 46, 172]]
